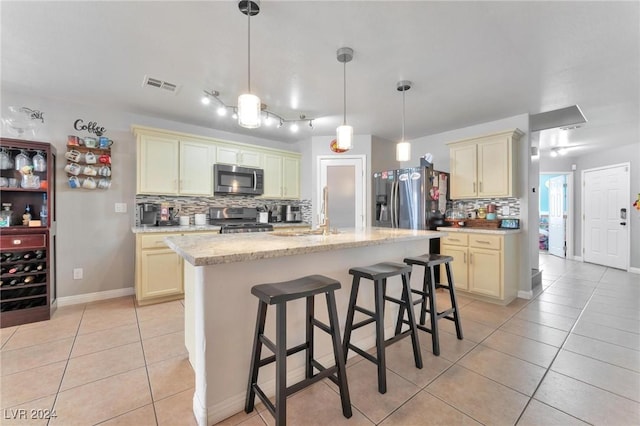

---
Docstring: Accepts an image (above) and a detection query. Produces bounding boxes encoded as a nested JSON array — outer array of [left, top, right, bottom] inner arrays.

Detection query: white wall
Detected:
[[1, 89, 304, 297]]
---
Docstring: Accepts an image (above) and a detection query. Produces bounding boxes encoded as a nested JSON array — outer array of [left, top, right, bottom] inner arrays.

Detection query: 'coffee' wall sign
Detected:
[[74, 119, 106, 136]]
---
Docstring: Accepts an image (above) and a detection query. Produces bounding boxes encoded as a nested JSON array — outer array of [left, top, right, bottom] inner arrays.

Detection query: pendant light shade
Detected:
[[336, 125, 353, 149], [336, 47, 354, 150], [396, 141, 411, 162], [395, 80, 412, 162], [238, 93, 261, 128], [238, 0, 261, 129]]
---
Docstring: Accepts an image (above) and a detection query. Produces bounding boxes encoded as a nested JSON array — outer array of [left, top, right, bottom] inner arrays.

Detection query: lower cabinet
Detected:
[[0, 231, 55, 327], [135, 231, 215, 306], [441, 231, 519, 304]]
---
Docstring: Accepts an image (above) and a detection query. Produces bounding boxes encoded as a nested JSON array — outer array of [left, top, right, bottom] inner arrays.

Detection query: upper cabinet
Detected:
[[262, 153, 300, 199], [135, 130, 215, 196], [133, 126, 301, 199], [216, 145, 262, 168], [179, 140, 216, 196], [448, 129, 523, 199], [137, 134, 179, 194]]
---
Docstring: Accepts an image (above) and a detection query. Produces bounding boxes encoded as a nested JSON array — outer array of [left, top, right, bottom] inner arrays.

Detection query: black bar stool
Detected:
[[245, 274, 352, 426], [342, 262, 423, 394], [399, 254, 463, 356]]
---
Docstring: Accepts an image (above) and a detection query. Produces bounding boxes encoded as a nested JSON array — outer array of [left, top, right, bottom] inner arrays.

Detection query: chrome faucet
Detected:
[[319, 186, 330, 235]]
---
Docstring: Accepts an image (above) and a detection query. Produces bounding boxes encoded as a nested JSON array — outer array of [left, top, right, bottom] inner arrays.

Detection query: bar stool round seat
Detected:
[[245, 274, 352, 426], [342, 262, 423, 394], [400, 254, 463, 356]]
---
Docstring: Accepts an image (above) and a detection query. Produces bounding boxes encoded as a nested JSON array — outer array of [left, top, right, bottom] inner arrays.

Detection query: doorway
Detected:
[[582, 163, 630, 270], [318, 156, 366, 230], [539, 172, 574, 259]]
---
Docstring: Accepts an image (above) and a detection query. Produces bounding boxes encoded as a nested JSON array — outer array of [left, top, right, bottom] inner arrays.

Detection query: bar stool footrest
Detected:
[[258, 342, 308, 368]]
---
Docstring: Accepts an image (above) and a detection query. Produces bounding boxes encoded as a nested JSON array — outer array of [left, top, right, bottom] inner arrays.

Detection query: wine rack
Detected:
[[1, 138, 56, 328], [0, 234, 51, 326]]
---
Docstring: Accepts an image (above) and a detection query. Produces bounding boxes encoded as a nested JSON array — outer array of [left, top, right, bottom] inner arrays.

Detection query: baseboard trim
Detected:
[[56, 287, 134, 307], [518, 290, 533, 300], [573, 256, 583, 262], [629, 267, 640, 275]]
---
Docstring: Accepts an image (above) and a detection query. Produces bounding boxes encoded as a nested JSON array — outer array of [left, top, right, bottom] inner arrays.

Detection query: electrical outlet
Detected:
[[115, 203, 127, 213], [73, 268, 83, 280]]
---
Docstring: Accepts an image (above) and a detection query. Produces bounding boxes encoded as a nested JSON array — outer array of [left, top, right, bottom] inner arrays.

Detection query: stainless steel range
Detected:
[[209, 207, 274, 234]]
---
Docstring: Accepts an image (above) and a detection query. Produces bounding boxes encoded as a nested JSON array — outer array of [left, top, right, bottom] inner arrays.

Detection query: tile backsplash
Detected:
[[134, 195, 312, 225], [452, 197, 520, 217]]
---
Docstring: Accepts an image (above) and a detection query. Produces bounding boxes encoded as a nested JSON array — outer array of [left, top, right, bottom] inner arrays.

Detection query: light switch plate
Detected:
[[502, 206, 510, 215], [115, 203, 127, 213]]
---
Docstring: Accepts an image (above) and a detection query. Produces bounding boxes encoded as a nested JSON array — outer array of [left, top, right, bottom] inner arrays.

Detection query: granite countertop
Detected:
[[437, 226, 521, 235], [165, 227, 446, 266], [131, 224, 222, 234], [131, 222, 310, 234]]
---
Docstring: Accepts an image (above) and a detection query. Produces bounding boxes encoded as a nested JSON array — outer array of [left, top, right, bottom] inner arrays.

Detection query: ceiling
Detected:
[[2, 1, 639, 157]]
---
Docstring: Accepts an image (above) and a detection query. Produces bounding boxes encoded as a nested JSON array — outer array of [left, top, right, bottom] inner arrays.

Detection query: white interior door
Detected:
[[548, 175, 566, 258], [583, 163, 630, 269], [319, 156, 365, 230]]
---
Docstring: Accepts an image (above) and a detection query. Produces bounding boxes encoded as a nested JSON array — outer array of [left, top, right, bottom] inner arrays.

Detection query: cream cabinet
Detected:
[[262, 153, 300, 199], [133, 125, 301, 197], [216, 145, 262, 168], [440, 231, 519, 304], [179, 140, 216, 195], [282, 156, 300, 198], [137, 134, 179, 194], [136, 131, 215, 196], [135, 231, 217, 306], [448, 129, 522, 199], [439, 234, 469, 291]]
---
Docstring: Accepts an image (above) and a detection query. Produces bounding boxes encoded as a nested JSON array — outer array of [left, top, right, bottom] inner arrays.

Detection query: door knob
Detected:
[[620, 222, 627, 226]]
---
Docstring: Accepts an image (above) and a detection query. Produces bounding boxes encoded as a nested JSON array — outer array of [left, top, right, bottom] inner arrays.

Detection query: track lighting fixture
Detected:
[[202, 90, 318, 132]]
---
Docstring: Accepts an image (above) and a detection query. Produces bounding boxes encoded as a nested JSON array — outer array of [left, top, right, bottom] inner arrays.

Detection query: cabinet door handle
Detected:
[[463, 252, 467, 263], [449, 238, 460, 242], [476, 240, 491, 244], [473, 182, 476, 193], [13, 239, 22, 245]]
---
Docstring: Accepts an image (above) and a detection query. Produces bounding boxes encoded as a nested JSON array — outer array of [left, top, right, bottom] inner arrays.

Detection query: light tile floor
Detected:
[[1, 254, 638, 425]]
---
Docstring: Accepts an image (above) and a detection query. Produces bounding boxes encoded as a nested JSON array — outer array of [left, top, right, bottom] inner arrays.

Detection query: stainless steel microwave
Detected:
[[213, 164, 264, 196]]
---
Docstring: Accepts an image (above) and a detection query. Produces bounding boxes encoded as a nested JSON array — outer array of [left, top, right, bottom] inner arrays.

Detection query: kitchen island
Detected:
[[165, 227, 446, 425]]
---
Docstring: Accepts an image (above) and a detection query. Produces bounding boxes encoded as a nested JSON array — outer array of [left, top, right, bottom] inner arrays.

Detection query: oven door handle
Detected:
[[253, 171, 257, 191]]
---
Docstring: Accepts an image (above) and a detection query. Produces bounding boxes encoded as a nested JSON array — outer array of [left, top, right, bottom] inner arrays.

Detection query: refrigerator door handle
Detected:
[[392, 180, 398, 228], [390, 180, 396, 228], [394, 181, 400, 228]]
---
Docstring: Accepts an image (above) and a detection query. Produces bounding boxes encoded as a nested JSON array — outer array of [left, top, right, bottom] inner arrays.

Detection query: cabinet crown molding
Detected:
[[446, 128, 524, 146]]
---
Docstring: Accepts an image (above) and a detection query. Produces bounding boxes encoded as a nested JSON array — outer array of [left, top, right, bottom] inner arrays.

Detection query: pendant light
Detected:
[[395, 80, 412, 162], [336, 47, 354, 150], [238, 1, 261, 128]]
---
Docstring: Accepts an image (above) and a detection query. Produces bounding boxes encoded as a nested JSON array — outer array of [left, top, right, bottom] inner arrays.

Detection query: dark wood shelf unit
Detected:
[[0, 137, 56, 328]]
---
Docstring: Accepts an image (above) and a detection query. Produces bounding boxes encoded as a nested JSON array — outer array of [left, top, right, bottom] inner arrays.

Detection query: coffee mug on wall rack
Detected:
[[98, 137, 113, 149], [83, 137, 98, 148]]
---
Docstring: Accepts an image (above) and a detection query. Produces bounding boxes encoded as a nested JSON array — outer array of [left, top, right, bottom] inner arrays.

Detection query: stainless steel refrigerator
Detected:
[[373, 164, 450, 231]]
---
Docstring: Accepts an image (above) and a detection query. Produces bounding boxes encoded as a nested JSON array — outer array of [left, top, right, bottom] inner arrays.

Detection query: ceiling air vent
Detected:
[[142, 75, 181, 94]]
